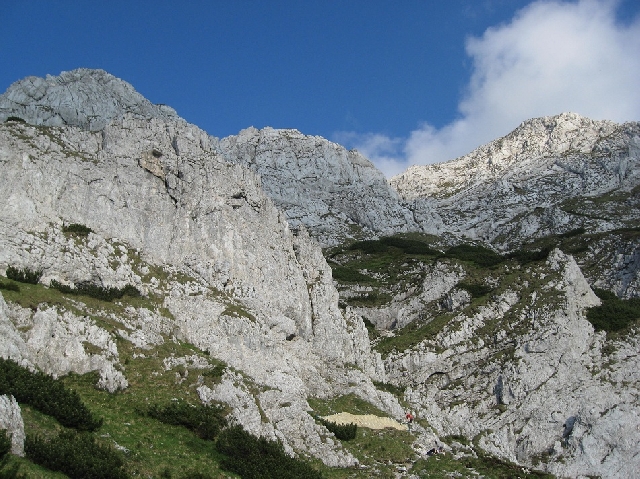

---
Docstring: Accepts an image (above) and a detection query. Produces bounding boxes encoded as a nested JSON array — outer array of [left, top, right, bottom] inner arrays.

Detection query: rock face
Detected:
[[0, 69, 179, 131], [392, 113, 640, 249], [219, 127, 419, 246], [383, 250, 640, 478]]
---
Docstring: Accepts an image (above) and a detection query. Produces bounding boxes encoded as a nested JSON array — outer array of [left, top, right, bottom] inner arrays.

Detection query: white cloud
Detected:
[[337, 0, 640, 178]]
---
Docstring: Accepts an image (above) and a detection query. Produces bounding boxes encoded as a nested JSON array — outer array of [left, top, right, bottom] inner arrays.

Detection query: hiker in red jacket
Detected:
[[405, 411, 414, 431]]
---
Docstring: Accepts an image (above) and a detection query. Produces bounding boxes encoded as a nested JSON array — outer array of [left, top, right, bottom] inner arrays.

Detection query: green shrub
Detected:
[[4, 117, 26, 124], [25, 431, 128, 479], [316, 418, 357, 441], [0, 358, 102, 431], [348, 236, 438, 256], [62, 223, 93, 236], [444, 244, 503, 267], [593, 288, 618, 301], [330, 266, 371, 283], [507, 247, 552, 264], [559, 227, 586, 238], [215, 426, 323, 479], [373, 380, 406, 397], [381, 236, 439, 255], [0, 431, 10, 459], [5, 266, 42, 285], [457, 282, 493, 298], [145, 401, 227, 440], [0, 281, 19, 292], [587, 299, 640, 332], [50, 280, 141, 302], [348, 239, 389, 254]]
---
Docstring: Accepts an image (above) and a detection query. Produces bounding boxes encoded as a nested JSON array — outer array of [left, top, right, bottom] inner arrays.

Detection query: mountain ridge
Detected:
[[0, 69, 638, 478]]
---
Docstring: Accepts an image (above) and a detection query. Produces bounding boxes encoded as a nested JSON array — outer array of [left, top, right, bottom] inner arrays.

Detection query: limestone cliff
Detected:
[[219, 127, 419, 246]]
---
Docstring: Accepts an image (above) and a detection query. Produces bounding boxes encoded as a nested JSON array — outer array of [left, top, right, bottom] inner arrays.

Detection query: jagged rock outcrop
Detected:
[[384, 249, 640, 478], [0, 395, 25, 456], [0, 68, 180, 131], [392, 113, 640, 249], [219, 127, 419, 246]]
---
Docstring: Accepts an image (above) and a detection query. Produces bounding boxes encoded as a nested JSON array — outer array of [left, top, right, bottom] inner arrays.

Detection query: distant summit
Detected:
[[0, 68, 179, 131]]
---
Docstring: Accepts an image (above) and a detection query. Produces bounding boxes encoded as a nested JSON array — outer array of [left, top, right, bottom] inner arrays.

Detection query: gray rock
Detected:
[[0, 395, 25, 456], [220, 127, 420, 246], [0, 68, 179, 130], [392, 113, 640, 249]]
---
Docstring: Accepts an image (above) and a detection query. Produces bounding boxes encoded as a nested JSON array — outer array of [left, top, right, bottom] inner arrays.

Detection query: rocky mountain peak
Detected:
[[0, 68, 179, 131], [219, 126, 420, 245]]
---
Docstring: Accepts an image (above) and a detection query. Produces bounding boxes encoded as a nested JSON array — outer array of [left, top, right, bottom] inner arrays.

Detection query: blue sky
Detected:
[[2, 1, 639, 176]]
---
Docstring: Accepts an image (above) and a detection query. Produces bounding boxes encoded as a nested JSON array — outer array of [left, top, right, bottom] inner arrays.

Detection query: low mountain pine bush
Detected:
[[50, 280, 141, 302], [316, 417, 357, 441], [215, 426, 323, 479], [25, 431, 128, 479], [5, 266, 42, 285], [0, 358, 102, 431], [145, 401, 227, 440]]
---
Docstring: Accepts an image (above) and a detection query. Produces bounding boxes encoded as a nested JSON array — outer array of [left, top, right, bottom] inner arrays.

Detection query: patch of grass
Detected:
[[375, 313, 454, 358], [59, 351, 229, 478], [221, 303, 255, 322], [345, 427, 415, 466], [330, 266, 374, 284], [308, 394, 387, 417], [410, 451, 553, 478], [372, 381, 406, 398]]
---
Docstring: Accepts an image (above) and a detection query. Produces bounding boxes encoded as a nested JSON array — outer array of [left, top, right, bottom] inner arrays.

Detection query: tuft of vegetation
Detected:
[[25, 431, 128, 479], [215, 426, 323, 479], [5, 266, 42, 285], [348, 236, 439, 256], [0, 358, 102, 432], [457, 282, 493, 298], [507, 247, 552, 264], [4, 117, 26, 124], [586, 288, 640, 333], [362, 317, 380, 341], [50, 279, 141, 302], [0, 429, 23, 479], [373, 380, 406, 398], [315, 417, 357, 441], [444, 244, 503, 267], [559, 227, 586, 238], [0, 281, 19, 292], [330, 266, 372, 284], [144, 401, 227, 441], [62, 223, 93, 236], [0, 432, 10, 461]]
